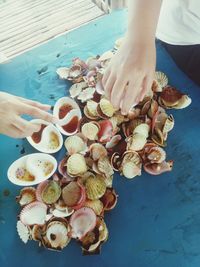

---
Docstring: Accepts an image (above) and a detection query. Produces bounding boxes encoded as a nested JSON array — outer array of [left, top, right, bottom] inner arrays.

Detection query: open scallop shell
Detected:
[[20, 201, 47, 225], [56, 67, 70, 79], [144, 160, 173, 175], [16, 187, 36, 206], [69, 207, 97, 240], [7, 153, 57, 186], [41, 180, 61, 204], [46, 221, 70, 249], [100, 188, 118, 211], [69, 82, 87, 98], [53, 97, 82, 136], [27, 119, 63, 154]]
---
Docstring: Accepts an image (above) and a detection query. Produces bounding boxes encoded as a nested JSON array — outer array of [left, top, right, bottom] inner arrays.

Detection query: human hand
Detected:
[[0, 92, 55, 138], [102, 38, 156, 114]]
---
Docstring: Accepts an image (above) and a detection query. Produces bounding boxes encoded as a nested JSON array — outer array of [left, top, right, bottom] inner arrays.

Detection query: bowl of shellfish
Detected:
[[7, 38, 192, 255]]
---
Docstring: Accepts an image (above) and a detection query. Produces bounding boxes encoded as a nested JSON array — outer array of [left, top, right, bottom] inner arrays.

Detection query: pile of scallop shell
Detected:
[[15, 38, 191, 255]]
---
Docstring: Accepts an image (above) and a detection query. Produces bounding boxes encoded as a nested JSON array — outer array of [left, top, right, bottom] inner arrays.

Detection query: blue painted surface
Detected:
[[0, 10, 200, 267]]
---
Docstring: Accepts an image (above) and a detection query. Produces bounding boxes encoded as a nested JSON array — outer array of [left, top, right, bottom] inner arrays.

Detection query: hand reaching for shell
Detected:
[[0, 92, 55, 138], [102, 38, 156, 115]]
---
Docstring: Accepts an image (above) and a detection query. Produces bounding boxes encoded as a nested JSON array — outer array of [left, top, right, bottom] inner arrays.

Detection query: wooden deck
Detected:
[[0, 0, 105, 60]]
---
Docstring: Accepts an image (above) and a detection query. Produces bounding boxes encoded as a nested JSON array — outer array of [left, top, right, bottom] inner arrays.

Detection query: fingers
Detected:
[[140, 75, 154, 101], [5, 125, 27, 139], [18, 103, 56, 123], [17, 96, 51, 111], [121, 77, 143, 115], [13, 117, 41, 136], [104, 74, 116, 100], [110, 76, 128, 109], [102, 67, 111, 90]]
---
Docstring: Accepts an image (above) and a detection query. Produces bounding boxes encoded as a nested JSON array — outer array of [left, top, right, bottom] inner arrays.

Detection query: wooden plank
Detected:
[[0, 0, 104, 59]]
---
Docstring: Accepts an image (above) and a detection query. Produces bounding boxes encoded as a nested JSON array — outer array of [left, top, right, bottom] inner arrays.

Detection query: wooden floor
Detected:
[[0, 0, 105, 59]]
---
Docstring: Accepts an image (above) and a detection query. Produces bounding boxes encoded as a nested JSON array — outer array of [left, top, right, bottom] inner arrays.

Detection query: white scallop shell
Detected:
[[16, 221, 30, 243], [20, 201, 47, 225], [27, 119, 63, 154], [56, 67, 70, 79], [52, 208, 74, 218], [7, 153, 57, 186]]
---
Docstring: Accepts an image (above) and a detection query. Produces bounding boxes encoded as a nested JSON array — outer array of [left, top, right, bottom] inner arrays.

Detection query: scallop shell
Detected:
[[81, 217, 108, 254], [52, 207, 74, 218], [85, 176, 106, 200], [46, 221, 70, 249], [98, 120, 113, 143], [121, 161, 142, 179], [147, 146, 166, 164], [144, 160, 173, 175], [159, 86, 183, 108], [84, 199, 104, 215], [126, 133, 147, 151], [89, 143, 107, 161], [86, 100, 99, 117], [16, 221, 30, 243], [105, 134, 122, 149], [64, 135, 87, 155], [31, 224, 46, 241], [69, 207, 97, 240], [16, 187, 36, 206], [97, 156, 114, 177], [120, 151, 142, 178], [81, 122, 99, 140], [56, 67, 70, 79], [99, 98, 115, 118], [162, 114, 174, 134], [173, 95, 192, 109], [20, 201, 47, 225], [77, 87, 96, 103], [133, 123, 150, 138], [62, 181, 86, 209], [155, 71, 168, 88], [41, 180, 61, 204], [27, 119, 63, 154], [67, 153, 87, 176], [7, 153, 57, 186], [100, 188, 118, 210], [69, 82, 87, 98]]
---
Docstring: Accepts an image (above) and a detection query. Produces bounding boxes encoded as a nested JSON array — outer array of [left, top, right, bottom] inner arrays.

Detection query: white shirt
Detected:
[[156, 0, 200, 45]]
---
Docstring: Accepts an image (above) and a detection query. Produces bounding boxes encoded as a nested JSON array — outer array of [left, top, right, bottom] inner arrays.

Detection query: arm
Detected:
[[0, 92, 56, 138], [102, 0, 162, 114]]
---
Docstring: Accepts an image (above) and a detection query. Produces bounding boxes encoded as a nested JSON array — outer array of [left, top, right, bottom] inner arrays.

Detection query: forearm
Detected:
[[126, 0, 162, 43]]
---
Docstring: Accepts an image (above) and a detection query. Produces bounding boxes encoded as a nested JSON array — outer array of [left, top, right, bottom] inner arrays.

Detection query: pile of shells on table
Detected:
[[15, 38, 191, 255]]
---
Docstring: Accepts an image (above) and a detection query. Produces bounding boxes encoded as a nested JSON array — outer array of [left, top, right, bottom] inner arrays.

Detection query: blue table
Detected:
[[1, 10, 200, 267]]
